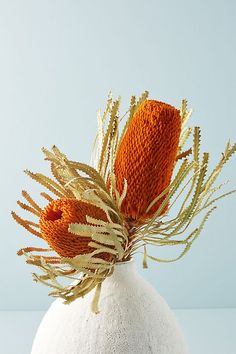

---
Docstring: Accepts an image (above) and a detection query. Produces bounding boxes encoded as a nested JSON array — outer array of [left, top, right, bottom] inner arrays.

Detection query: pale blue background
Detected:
[[0, 0, 235, 311]]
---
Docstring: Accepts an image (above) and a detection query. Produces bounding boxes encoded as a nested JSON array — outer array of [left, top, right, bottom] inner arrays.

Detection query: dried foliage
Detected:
[[12, 92, 236, 313]]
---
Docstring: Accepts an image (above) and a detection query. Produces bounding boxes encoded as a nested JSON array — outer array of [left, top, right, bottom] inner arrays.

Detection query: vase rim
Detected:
[[114, 258, 134, 266]]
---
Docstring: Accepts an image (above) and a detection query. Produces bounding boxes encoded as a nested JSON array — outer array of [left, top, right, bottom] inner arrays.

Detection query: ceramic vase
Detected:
[[31, 259, 188, 354]]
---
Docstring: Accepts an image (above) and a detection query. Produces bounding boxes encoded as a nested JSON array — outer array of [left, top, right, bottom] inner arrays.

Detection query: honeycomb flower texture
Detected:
[[39, 198, 112, 260], [114, 100, 181, 223]]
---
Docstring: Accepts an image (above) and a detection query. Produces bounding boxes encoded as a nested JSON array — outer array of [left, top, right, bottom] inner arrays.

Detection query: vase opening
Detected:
[[115, 257, 134, 266]]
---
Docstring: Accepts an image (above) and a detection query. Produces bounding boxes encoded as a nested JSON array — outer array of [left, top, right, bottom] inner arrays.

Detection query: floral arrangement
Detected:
[[12, 91, 236, 313]]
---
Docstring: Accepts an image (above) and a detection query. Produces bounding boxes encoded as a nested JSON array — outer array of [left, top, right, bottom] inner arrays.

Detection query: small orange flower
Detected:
[[12, 194, 114, 263], [113, 100, 181, 223], [39, 198, 110, 260]]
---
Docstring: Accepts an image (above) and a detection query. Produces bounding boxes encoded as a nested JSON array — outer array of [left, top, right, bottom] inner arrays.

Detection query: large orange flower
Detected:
[[113, 100, 181, 223]]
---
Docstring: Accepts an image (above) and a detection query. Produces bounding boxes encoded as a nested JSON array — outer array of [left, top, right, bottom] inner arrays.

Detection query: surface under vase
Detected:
[[31, 260, 188, 354]]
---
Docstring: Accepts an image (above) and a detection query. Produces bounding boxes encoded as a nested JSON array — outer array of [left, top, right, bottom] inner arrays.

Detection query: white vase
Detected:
[[31, 259, 188, 354]]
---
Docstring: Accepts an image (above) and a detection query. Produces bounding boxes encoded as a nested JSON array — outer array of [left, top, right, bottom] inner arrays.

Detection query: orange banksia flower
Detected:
[[39, 198, 111, 260], [12, 91, 236, 312], [113, 100, 181, 223], [12, 145, 128, 312]]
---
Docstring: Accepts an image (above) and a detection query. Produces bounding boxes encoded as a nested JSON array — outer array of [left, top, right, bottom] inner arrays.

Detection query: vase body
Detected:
[[31, 260, 188, 354]]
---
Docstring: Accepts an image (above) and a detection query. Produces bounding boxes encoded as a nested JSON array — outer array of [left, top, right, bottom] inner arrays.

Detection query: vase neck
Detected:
[[111, 259, 137, 279]]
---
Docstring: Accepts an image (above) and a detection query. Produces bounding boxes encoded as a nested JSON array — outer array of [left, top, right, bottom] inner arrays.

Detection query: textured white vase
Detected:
[[31, 259, 188, 354]]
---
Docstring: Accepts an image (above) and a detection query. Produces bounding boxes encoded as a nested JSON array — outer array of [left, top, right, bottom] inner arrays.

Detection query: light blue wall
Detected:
[[0, 0, 235, 310]]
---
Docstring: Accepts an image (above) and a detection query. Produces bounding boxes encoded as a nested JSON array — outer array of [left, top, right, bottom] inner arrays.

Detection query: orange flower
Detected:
[[113, 100, 181, 223], [39, 198, 110, 260], [12, 195, 113, 262]]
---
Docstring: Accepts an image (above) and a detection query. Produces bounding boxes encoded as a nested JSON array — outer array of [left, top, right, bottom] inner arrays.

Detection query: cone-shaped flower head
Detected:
[[39, 198, 110, 259], [114, 100, 181, 222]]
